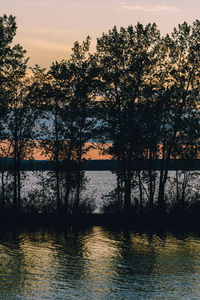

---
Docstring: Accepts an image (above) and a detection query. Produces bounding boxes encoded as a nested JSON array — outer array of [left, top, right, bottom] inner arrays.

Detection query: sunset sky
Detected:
[[1, 0, 200, 69]]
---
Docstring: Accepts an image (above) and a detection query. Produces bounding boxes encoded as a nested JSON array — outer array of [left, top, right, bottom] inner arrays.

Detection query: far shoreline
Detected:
[[1, 158, 200, 171]]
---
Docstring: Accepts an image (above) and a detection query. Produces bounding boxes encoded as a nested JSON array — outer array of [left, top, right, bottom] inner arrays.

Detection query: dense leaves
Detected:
[[0, 15, 199, 217]]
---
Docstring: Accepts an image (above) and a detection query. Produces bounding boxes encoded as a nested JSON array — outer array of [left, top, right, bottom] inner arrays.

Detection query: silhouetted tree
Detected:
[[155, 21, 200, 213], [7, 78, 38, 214], [28, 65, 64, 213], [35, 37, 96, 214], [55, 37, 96, 214], [0, 15, 30, 214], [96, 23, 161, 213]]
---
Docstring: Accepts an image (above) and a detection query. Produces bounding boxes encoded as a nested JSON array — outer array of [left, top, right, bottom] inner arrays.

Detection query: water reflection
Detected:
[[0, 227, 200, 299]]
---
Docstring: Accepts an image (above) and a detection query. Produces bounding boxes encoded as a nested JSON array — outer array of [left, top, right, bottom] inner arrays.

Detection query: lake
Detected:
[[0, 226, 200, 299], [23, 171, 117, 212], [23, 170, 199, 213], [1, 170, 200, 299]]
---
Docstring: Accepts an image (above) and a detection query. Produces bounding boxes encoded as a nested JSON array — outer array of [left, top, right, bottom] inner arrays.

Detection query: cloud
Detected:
[[119, 4, 179, 13]]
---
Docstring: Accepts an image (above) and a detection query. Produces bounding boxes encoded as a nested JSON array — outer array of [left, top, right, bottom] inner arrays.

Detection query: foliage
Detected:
[[0, 15, 200, 219]]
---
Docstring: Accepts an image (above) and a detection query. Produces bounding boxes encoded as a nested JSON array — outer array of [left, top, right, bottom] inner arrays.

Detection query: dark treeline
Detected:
[[0, 14, 200, 221]]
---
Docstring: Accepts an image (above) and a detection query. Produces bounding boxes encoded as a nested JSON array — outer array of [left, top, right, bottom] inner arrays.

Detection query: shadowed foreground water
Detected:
[[0, 226, 200, 299]]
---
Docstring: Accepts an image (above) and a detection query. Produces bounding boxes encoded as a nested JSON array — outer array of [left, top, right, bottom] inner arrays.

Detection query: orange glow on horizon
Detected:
[[1, 140, 199, 161], [33, 143, 111, 160], [0, 141, 111, 161]]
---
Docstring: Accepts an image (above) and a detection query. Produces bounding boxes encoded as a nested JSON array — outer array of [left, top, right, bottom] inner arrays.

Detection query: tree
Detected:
[[7, 78, 38, 214], [96, 23, 161, 213], [0, 15, 29, 214], [55, 37, 96, 214], [35, 37, 96, 214], [155, 21, 200, 213], [27, 65, 64, 213]]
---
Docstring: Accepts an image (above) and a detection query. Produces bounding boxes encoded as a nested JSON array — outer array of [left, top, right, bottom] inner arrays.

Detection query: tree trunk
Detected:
[[13, 160, 17, 214], [55, 106, 61, 213], [158, 129, 177, 213], [123, 166, 132, 213], [17, 166, 21, 214], [1, 170, 5, 212], [138, 171, 143, 214], [64, 159, 71, 214], [116, 160, 123, 211], [148, 169, 154, 214], [56, 167, 61, 213], [175, 169, 179, 206]]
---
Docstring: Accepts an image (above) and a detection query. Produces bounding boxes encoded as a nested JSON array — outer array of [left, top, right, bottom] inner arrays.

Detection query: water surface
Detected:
[[0, 226, 200, 299]]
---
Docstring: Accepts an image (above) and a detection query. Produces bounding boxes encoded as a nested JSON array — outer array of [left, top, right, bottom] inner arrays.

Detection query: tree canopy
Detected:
[[0, 15, 199, 219]]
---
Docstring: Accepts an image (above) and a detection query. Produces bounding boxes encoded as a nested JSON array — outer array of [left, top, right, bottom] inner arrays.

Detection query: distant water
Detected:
[[23, 171, 116, 212], [0, 226, 200, 299], [23, 170, 199, 213], [84, 171, 116, 210]]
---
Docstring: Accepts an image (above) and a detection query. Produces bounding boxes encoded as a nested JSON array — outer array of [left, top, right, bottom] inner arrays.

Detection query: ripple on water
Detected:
[[0, 227, 200, 299]]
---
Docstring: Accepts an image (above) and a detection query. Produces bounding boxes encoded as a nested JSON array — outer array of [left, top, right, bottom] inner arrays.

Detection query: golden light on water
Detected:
[[1, 228, 200, 298], [17, 232, 58, 296], [83, 226, 119, 261]]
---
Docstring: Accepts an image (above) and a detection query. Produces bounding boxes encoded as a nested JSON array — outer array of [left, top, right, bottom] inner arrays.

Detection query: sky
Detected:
[[0, 0, 200, 69]]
